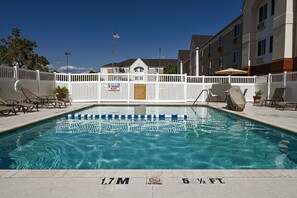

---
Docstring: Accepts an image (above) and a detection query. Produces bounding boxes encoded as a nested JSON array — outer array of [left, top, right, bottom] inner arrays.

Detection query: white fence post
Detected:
[[184, 73, 187, 103], [127, 73, 130, 103], [202, 75, 206, 101], [68, 73, 72, 97], [283, 71, 287, 88], [268, 73, 271, 99], [54, 72, 57, 87], [13, 66, 19, 81], [155, 73, 159, 103], [36, 70, 40, 92], [283, 71, 287, 99], [98, 72, 101, 103], [228, 75, 231, 84]]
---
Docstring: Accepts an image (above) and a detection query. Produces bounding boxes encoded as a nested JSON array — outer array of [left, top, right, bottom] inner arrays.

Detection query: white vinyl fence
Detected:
[[1, 65, 296, 103], [55, 73, 256, 103], [255, 72, 297, 102], [0, 66, 55, 100]]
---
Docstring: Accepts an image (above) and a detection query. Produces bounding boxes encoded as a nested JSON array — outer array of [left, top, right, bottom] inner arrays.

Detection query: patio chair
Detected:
[[207, 89, 221, 102], [56, 93, 72, 106], [262, 88, 285, 107], [33, 91, 66, 108], [21, 88, 48, 108], [21, 88, 64, 108], [0, 96, 38, 113], [0, 105, 16, 116], [225, 86, 246, 111], [207, 83, 231, 102], [276, 102, 297, 111], [243, 89, 248, 96]]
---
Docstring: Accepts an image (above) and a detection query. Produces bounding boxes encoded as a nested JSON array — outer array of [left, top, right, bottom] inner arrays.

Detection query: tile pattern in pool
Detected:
[[0, 106, 297, 169]]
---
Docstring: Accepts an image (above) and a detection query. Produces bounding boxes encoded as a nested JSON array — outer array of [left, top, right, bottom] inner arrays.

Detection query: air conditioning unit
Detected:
[[256, 57, 264, 64], [257, 22, 265, 30], [233, 37, 238, 43]]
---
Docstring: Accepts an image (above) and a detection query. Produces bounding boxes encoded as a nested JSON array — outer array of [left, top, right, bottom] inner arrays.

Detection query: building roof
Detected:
[[101, 58, 177, 68], [191, 35, 213, 48], [178, 50, 190, 62]]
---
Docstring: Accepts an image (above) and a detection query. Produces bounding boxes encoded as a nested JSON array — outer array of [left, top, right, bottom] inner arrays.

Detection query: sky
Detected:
[[1, 0, 243, 73]]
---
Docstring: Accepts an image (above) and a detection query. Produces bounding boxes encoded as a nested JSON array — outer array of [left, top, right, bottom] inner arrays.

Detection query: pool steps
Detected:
[[66, 114, 188, 120]]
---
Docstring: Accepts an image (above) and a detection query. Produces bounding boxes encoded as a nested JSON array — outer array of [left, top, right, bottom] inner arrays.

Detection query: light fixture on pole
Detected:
[[158, 48, 162, 73], [64, 52, 71, 73]]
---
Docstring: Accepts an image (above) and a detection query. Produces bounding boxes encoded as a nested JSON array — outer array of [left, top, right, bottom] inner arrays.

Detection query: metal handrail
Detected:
[[193, 89, 209, 105]]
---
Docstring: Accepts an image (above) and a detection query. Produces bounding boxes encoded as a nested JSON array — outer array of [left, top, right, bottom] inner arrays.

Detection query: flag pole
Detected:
[[112, 31, 114, 71]]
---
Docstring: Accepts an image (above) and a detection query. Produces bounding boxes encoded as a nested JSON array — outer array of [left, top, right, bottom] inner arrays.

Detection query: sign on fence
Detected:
[[108, 83, 120, 91]]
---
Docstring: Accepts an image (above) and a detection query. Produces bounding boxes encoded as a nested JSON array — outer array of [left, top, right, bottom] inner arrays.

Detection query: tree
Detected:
[[164, 65, 177, 74], [0, 27, 49, 71], [89, 70, 97, 73]]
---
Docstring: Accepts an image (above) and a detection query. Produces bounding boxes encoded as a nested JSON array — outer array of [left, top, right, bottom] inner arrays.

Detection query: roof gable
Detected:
[[190, 35, 213, 48]]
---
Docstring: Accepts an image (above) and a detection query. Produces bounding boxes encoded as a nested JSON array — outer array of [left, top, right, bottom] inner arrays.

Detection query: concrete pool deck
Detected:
[[0, 102, 297, 197]]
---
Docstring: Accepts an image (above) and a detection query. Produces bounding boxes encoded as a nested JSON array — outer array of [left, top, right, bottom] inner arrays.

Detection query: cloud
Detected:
[[57, 65, 96, 73]]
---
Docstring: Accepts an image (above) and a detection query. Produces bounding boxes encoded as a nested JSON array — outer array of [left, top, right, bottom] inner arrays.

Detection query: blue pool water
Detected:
[[1, 106, 297, 169]]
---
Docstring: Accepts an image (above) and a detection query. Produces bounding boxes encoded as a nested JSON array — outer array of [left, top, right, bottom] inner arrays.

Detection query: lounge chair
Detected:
[[225, 86, 246, 111], [276, 102, 297, 111], [33, 91, 66, 108], [262, 88, 285, 107], [0, 105, 16, 116], [0, 97, 38, 113], [21, 88, 64, 108], [21, 88, 45, 108], [57, 93, 72, 106]]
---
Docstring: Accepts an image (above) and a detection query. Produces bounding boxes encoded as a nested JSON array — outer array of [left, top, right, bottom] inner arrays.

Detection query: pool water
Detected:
[[1, 106, 297, 169]]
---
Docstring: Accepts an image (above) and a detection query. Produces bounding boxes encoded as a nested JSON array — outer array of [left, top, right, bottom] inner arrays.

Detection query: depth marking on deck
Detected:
[[99, 177, 225, 185], [100, 177, 130, 185]]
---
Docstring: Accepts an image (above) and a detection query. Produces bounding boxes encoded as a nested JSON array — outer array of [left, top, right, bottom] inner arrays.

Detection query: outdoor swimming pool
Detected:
[[0, 106, 297, 169]]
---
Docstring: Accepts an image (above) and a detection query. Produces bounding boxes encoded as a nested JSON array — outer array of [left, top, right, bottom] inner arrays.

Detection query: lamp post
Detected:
[[64, 52, 71, 73], [158, 48, 162, 74]]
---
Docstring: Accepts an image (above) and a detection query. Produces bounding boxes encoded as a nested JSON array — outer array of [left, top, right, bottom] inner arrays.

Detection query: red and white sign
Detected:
[[108, 83, 120, 91]]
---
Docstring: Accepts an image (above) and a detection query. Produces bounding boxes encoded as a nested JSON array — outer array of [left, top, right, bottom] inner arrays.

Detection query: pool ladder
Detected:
[[193, 89, 209, 105]]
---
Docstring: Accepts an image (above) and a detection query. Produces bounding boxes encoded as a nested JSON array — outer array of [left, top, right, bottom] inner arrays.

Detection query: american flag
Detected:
[[113, 32, 120, 39]]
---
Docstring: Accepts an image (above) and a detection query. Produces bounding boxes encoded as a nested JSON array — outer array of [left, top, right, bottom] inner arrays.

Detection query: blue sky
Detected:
[[1, 0, 243, 73]]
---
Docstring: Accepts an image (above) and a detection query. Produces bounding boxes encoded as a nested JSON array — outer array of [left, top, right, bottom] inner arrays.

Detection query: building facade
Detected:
[[179, 0, 297, 76], [100, 58, 177, 75], [242, 0, 297, 75], [199, 16, 244, 76]]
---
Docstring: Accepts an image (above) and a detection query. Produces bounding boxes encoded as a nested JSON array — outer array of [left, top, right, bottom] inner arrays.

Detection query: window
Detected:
[[269, 36, 273, 53], [257, 39, 266, 56], [219, 36, 224, 47], [201, 49, 204, 58], [271, 0, 275, 16], [219, 57, 223, 69], [208, 44, 212, 54], [134, 67, 144, 73], [234, 24, 240, 37], [208, 62, 212, 74], [233, 51, 239, 64], [259, 4, 268, 22]]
